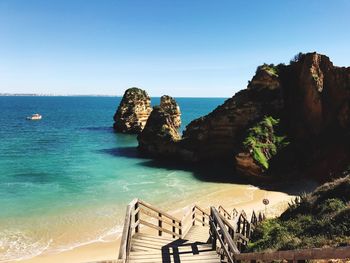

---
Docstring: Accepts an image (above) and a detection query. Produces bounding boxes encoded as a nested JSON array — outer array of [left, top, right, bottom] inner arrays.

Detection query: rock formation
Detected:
[[113, 87, 152, 133], [280, 53, 350, 138], [179, 64, 284, 162], [134, 52, 350, 181], [138, 95, 181, 156]]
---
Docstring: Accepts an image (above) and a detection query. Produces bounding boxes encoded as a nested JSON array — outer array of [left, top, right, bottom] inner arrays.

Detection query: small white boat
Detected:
[[26, 113, 42, 120]]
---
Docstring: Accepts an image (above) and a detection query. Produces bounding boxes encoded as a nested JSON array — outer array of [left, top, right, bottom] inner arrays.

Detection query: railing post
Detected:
[[228, 227, 233, 240], [210, 208, 216, 250], [247, 221, 251, 239], [237, 216, 241, 233], [202, 211, 205, 226], [158, 213, 162, 236], [242, 219, 246, 237], [134, 202, 139, 233], [179, 221, 182, 238], [172, 219, 175, 238], [192, 206, 195, 226]]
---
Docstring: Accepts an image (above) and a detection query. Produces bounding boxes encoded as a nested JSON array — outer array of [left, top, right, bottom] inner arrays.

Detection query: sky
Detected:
[[0, 0, 350, 97]]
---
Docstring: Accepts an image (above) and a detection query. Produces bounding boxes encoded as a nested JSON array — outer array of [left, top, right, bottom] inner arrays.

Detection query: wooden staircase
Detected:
[[116, 199, 260, 263], [115, 199, 350, 263]]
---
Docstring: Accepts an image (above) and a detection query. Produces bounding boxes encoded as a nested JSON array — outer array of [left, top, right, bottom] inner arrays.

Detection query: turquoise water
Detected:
[[0, 96, 226, 261]]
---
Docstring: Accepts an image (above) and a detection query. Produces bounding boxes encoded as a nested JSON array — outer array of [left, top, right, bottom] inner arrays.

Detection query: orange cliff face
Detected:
[[137, 95, 181, 157], [113, 87, 152, 134], [134, 52, 350, 181], [281, 53, 350, 138]]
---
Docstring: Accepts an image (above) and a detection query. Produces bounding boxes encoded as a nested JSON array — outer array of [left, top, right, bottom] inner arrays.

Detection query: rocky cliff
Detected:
[[113, 87, 152, 133], [135, 53, 350, 181], [180, 64, 284, 162], [137, 95, 181, 157]]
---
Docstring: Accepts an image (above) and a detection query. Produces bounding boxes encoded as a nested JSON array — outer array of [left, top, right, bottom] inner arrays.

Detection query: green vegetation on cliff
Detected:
[[256, 64, 279, 77], [243, 116, 289, 169], [248, 176, 350, 251]]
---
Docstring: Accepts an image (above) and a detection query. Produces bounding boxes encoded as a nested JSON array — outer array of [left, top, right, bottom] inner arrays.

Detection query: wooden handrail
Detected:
[[137, 200, 182, 238], [210, 220, 235, 263], [193, 205, 210, 217], [235, 246, 350, 260], [139, 219, 182, 238], [218, 205, 232, 220], [210, 207, 240, 263], [193, 205, 210, 227], [117, 198, 138, 263], [138, 200, 181, 223]]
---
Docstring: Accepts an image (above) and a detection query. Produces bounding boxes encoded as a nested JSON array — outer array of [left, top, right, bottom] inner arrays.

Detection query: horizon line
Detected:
[[0, 93, 229, 98]]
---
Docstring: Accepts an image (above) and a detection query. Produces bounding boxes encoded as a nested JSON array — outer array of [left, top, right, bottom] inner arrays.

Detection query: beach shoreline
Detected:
[[20, 184, 294, 263]]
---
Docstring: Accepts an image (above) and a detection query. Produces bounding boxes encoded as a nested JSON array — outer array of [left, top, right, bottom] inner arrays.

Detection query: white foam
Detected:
[[0, 229, 52, 262], [0, 221, 124, 262], [50, 224, 124, 253]]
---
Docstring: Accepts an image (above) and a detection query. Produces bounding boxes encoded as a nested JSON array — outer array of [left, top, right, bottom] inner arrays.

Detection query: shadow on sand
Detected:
[[99, 146, 318, 195]]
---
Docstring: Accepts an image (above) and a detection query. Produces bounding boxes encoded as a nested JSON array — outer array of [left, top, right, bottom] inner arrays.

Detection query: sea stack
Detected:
[[113, 87, 152, 133], [137, 95, 181, 156]]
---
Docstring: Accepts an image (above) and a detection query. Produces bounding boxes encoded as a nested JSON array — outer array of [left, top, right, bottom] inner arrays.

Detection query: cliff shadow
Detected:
[[138, 159, 240, 183], [136, 158, 316, 195], [80, 126, 115, 132], [98, 146, 141, 158], [98, 147, 317, 195]]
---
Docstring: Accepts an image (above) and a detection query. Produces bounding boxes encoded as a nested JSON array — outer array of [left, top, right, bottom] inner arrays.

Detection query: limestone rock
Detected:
[[280, 52, 350, 138], [180, 70, 284, 162], [235, 153, 264, 177], [159, 95, 181, 129], [248, 64, 281, 91], [132, 52, 350, 181], [137, 95, 181, 156], [113, 87, 152, 133]]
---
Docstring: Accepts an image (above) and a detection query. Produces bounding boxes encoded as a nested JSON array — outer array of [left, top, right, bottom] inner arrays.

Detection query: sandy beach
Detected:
[[21, 184, 294, 263]]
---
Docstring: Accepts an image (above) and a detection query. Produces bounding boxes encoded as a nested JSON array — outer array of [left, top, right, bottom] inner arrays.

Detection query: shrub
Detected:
[[312, 176, 350, 203], [248, 175, 350, 252], [290, 52, 305, 64], [256, 63, 279, 77], [243, 116, 289, 170], [316, 198, 347, 215]]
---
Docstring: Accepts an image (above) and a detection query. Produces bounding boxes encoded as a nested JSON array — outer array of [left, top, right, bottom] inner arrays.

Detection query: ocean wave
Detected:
[[50, 224, 124, 254], [0, 223, 124, 262], [0, 229, 52, 262]]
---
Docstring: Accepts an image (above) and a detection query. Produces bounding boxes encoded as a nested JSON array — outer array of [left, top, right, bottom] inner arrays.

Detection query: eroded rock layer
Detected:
[[135, 53, 350, 180], [113, 87, 152, 134], [137, 95, 181, 157]]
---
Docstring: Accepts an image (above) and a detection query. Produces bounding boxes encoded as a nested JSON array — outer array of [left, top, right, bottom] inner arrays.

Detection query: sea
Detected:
[[0, 96, 229, 262]]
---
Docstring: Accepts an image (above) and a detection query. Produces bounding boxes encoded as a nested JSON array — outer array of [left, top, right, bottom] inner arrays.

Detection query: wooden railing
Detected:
[[218, 205, 232, 220], [211, 206, 350, 262], [210, 206, 267, 262], [118, 200, 350, 263], [210, 207, 240, 262], [117, 199, 138, 263], [117, 199, 210, 263]]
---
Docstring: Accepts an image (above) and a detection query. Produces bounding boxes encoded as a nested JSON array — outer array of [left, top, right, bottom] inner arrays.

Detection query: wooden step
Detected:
[[129, 255, 220, 263], [127, 224, 220, 263]]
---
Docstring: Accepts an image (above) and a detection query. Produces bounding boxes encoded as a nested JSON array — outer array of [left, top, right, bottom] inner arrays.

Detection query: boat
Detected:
[[26, 113, 42, 120]]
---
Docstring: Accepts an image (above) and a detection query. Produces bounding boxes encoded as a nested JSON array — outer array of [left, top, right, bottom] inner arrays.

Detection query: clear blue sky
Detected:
[[0, 0, 349, 97]]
